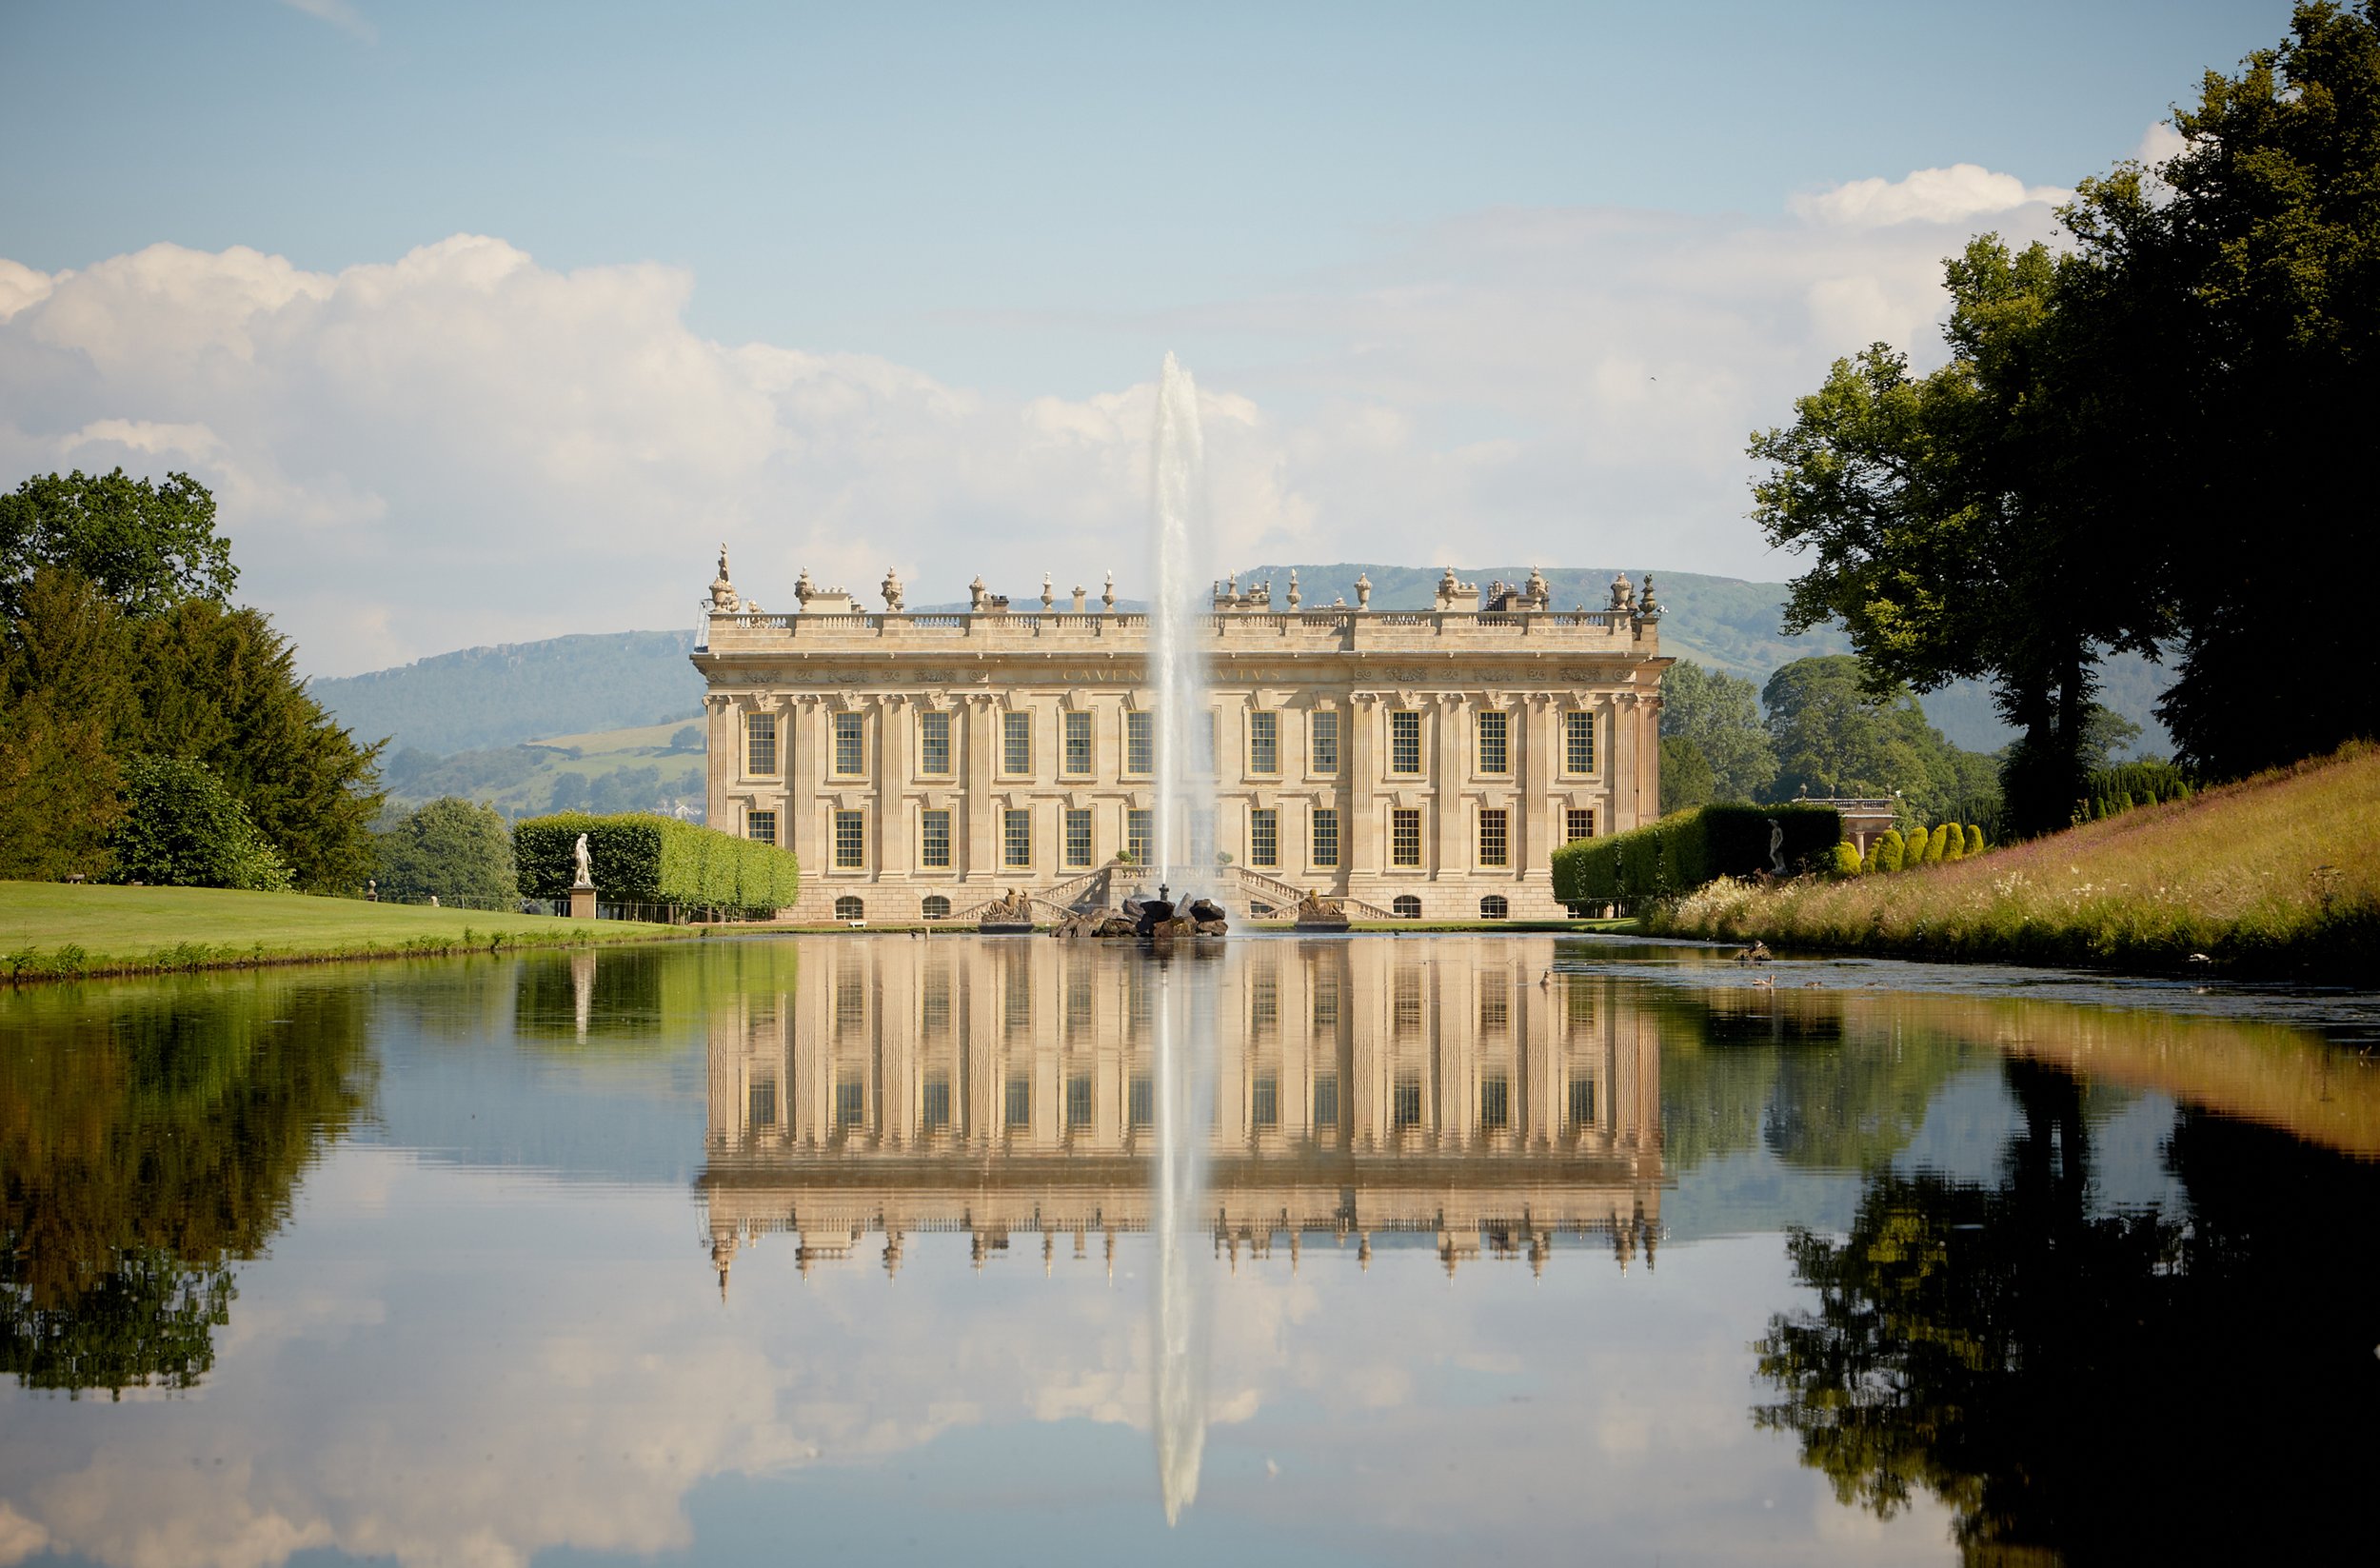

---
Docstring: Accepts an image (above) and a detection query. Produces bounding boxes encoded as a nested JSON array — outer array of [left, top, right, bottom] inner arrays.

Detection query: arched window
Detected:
[[1479, 895, 1510, 921], [833, 896, 864, 923], [1393, 894, 1422, 920], [921, 894, 951, 922]]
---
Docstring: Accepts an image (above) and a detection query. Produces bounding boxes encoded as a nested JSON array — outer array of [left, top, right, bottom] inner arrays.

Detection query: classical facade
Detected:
[[693, 551, 1669, 923], [701, 936, 1663, 1288]]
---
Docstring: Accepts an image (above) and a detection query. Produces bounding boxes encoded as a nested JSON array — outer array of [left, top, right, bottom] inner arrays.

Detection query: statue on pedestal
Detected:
[[572, 833, 595, 889]]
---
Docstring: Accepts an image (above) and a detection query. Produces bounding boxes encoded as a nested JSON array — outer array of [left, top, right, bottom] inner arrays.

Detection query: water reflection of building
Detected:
[[700, 937, 1662, 1289]]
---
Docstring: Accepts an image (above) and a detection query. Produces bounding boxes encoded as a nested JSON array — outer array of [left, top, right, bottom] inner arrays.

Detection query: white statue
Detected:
[[572, 832, 594, 887]]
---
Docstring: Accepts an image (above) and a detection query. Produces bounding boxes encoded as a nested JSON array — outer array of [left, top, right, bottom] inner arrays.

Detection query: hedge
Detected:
[[1552, 803, 1843, 906], [512, 812, 800, 918]]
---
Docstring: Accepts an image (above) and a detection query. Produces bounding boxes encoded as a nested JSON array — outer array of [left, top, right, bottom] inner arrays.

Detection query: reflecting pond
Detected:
[[3, 935, 2376, 1565]]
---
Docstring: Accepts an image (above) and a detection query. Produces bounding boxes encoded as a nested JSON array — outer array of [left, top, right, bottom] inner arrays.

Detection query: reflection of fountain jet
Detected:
[[1151, 963, 1212, 1523]]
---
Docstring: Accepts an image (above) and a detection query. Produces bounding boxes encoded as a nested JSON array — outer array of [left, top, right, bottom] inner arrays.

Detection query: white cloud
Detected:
[[2135, 119, 2188, 170], [0, 180, 2068, 676], [1792, 163, 2070, 228]]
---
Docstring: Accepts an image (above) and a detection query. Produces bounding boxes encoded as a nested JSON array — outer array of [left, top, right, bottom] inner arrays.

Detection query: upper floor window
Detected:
[[1248, 710, 1279, 776], [919, 710, 952, 776], [1002, 711, 1033, 775], [1477, 711, 1508, 775], [1062, 711, 1093, 777], [1565, 710, 1597, 774], [745, 712, 778, 776], [1126, 710, 1154, 776], [832, 712, 864, 778], [1309, 708, 1339, 774], [1390, 711, 1422, 775]]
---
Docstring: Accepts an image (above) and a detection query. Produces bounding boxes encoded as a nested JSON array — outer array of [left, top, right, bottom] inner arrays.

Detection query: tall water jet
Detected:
[[1148, 351, 1214, 1523]]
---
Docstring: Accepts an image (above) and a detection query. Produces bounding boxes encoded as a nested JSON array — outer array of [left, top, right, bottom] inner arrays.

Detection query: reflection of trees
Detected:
[[513, 941, 801, 1049], [1755, 1058, 2380, 1561], [0, 976, 370, 1398]]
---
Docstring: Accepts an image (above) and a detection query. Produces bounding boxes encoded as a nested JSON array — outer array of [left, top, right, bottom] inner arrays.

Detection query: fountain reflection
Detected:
[[697, 938, 1663, 1289]]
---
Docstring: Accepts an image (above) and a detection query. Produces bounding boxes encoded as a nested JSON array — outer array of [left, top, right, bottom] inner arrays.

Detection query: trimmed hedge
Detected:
[[1553, 803, 1843, 905], [512, 812, 800, 918]]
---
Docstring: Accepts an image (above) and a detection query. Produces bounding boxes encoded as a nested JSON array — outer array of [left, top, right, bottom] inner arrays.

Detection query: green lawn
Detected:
[[1, 882, 693, 981]]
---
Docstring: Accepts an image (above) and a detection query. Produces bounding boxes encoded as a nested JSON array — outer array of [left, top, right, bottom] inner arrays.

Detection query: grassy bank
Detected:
[[1653, 743, 2380, 980], [1, 882, 694, 982]]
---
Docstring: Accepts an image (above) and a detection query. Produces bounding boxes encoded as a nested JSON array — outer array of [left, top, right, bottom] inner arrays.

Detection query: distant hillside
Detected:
[[316, 571, 2171, 762], [313, 631, 705, 756], [1239, 563, 2171, 756]]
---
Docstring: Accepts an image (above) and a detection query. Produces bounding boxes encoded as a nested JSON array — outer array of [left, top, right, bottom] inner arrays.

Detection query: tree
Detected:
[[1659, 736, 1716, 812], [109, 757, 290, 891], [373, 797, 520, 910], [0, 469, 236, 624], [1761, 657, 1974, 824], [131, 597, 384, 892], [0, 570, 134, 879], [1659, 661, 1778, 803]]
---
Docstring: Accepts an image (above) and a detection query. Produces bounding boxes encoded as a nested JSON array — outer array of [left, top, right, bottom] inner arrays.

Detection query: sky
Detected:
[[0, 0, 2296, 676]]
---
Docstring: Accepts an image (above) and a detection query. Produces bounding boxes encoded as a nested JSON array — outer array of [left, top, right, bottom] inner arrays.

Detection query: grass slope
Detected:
[[1654, 744, 2380, 979], [312, 629, 704, 755], [0, 882, 694, 981], [383, 714, 706, 816]]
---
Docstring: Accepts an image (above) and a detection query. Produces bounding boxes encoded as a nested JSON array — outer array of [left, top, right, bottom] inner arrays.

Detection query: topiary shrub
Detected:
[[109, 756, 291, 891], [1874, 829, 1906, 874], [1964, 824, 1986, 858], [1940, 823, 1967, 863], [1829, 841, 1863, 877]]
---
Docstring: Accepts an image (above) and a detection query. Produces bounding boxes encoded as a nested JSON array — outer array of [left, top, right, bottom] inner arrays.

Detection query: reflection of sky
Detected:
[[0, 1144, 1954, 1568]]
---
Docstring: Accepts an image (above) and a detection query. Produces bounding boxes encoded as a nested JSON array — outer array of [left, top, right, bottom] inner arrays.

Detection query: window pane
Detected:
[[1126, 710, 1153, 775], [1005, 1074, 1031, 1130], [1392, 807, 1421, 866], [1311, 806, 1339, 868], [1477, 711, 1507, 774], [1566, 710, 1596, 773], [1479, 808, 1509, 867], [1313, 1073, 1339, 1128], [920, 711, 951, 775], [834, 809, 865, 868], [834, 712, 864, 777], [1310, 708, 1339, 774], [1003, 807, 1032, 868], [1126, 808, 1152, 864], [1064, 807, 1092, 867], [745, 712, 778, 775], [1003, 711, 1032, 774], [1063, 711, 1092, 776], [747, 809, 777, 846], [1248, 711, 1277, 775], [1249, 807, 1279, 868], [1566, 807, 1596, 843], [1390, 711, 1421, 774], [1479, 1073, 1509, 1132], [921, 808, 951, 868], [1252, 1074, 1279, 1130]]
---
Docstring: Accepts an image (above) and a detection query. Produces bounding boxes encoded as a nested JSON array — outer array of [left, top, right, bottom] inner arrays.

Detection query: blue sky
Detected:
[[0, 1, 2298, 672]]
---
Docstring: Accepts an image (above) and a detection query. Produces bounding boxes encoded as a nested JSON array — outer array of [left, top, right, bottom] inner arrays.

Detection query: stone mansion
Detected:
[[693, 553, 1669, 923]]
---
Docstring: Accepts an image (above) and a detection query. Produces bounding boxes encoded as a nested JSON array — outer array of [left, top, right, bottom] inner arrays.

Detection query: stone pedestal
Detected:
[[568, 883, 597, 920]]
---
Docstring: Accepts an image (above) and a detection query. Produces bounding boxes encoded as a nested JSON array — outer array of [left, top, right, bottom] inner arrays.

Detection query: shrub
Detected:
[[1861, 838, 1882, 873], [512, 812, 800, 917], [1874, 829, 1906, 874], [109, 756, 290, 891], [375, 797, 520, 910], [1920, 824, 1947, 863], [1941, 823, 1967, 863], [1964, 824, 1986, 858], [1550, 803, 1843, 905], [1829, 841, 1863, 877]]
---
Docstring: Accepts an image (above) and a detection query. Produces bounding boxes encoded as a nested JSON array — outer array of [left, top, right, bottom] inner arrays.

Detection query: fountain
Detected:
[[1146, 353, 1216, 1524]]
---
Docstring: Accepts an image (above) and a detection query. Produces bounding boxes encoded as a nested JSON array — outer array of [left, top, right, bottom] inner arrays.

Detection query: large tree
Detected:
[[373, 797, 521, 910], [0, 468, 236, 624], [1760, 656, 1978, 826], [1658, 660, 1777, 804]]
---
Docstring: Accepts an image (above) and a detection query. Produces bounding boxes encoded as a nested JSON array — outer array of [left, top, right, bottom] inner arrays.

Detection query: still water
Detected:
[[3, 934, 2376, 1565]]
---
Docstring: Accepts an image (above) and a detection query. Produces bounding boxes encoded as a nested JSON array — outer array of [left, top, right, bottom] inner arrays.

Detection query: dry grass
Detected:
[[1656, 742, 2380, 979]]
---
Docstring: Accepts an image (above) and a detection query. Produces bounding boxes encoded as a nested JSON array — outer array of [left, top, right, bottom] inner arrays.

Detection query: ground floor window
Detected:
[[921, 808, 951, 867], [1311, 806, 1339, 868], [1064, 807, 1093, 867], [1478, 808, 1509, 867], [922, 894, 951, 921], [1391, 808, 1422, 867], [1566, 807, 1596, 843], [1393, 894, 1422, 920], [1249, 807, 1279, 868], [833, 810, 864, 868], [746, 808, 777, 845], [1479, 894, 1509, 920], [833, 895, 864, 922], [1003, 808, 1032, 869], [1126, 807, 1152, 864]]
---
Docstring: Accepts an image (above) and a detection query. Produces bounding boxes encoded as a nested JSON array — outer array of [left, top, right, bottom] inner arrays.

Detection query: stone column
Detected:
[[963, 694, 997, 882], [1348, 692, 1382, 885], [704, 694, 735, 831], [1433, 693, 1469, 888], [878, 693, 911, 879], [1609, 693, 1639, 832], [1519, 693, 1553, 888], [787, 695, 823, 886]]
